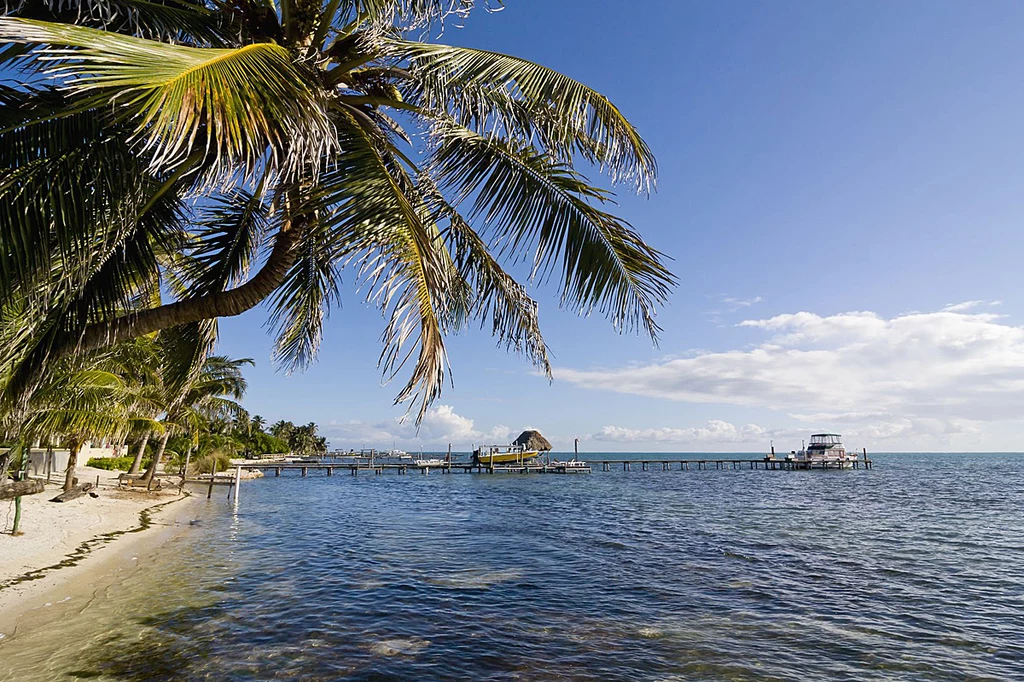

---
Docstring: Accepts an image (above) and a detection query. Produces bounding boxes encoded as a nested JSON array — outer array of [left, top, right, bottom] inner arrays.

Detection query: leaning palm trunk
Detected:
[[141, 430, 171, 486], [127, 430, 151, 475], [63, 441, 81, 492]]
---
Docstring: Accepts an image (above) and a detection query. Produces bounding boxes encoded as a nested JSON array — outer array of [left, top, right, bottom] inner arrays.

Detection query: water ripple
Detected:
[[2, 453, 1023, 681]]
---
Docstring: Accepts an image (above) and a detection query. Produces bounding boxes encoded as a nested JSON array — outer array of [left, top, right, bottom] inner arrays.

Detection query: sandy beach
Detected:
[[0, 466, 202, 634]]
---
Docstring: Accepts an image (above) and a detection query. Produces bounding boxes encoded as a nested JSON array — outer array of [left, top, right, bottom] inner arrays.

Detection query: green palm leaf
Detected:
[[9, 0, 234, 45], [428, 124, 674, 339], [0, 17, 335, 179], [443, 207, 551, 376], [312, 111, 459, 420], [266, 217, 345, 372], [179, 189, 272, 297], [387, 38, 656, 190]]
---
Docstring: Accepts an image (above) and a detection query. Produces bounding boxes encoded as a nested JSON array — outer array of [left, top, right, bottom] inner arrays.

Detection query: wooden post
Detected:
[[275, 467, 281, 477], [232, 465, 241, 504], [179, 445, 192, 495], [327, 467, 333, 476], [301, 466, 307, 477], [207, 458, 216, 499], [12, 494, 21, 533]]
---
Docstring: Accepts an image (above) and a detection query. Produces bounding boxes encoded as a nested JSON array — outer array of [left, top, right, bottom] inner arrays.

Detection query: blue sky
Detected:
[[218, 1, 1024, 452]]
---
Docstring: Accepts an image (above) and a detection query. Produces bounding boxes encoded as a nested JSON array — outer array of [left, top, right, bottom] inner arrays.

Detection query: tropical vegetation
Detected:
[[0, 0, 674, 428]]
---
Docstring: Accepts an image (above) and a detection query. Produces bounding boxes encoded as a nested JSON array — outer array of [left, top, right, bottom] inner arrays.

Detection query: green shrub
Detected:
[[194, 451, 232, 475], [86, 456, 150, 471]]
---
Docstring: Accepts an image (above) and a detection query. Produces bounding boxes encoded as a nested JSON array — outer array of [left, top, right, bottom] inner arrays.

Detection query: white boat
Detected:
[[549, 457, 591, 473], [414, 457, 448, 467], [785, 433, 859, 468]]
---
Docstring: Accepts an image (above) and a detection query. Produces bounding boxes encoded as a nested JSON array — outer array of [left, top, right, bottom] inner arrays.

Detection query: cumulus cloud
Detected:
[[324, 405, 511, 449], [558, 307, 1024, 443], [593, 420, 769, 444]]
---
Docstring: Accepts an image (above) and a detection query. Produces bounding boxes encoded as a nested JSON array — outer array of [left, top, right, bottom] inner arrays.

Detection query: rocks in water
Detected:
[[370, 638, 430, 656]]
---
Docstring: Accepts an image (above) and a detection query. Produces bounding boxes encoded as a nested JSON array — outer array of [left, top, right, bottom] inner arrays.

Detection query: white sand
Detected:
[[0, 465, 200, 627]]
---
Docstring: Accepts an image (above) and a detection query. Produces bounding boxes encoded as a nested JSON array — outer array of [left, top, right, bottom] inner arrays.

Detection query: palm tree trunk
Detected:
[[127, 430, 151, 475], [142, 430, 172, 486], [80, 226, 301, 354], [63, 441, 81, 492], [6, 225, 302, 402]]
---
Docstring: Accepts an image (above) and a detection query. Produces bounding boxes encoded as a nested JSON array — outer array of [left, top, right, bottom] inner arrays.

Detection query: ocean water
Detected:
[[1, 452, 1023, 681]]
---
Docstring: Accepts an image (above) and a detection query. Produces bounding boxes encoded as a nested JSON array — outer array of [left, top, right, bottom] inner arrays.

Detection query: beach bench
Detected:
[[117, 473, 161, 490]]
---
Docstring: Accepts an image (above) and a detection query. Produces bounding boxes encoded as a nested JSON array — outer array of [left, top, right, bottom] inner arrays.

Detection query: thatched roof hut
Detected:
[[514, 430, 552, 452]]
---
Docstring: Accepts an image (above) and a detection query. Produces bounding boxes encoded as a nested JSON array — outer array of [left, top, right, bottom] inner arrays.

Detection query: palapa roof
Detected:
[[514, 430, 552, 452]]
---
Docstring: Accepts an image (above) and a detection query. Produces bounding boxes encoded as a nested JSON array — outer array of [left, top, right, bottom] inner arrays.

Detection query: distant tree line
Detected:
[[266, 420, 328, 457]]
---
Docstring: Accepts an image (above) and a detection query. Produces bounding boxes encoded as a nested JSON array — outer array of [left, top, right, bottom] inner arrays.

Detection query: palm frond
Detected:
[[179, 188, 272, 297], [266, 217, 345, 372], [428, 193, 551, 376], [0, 187, 186, 405], [386, 38, 656, 190], [0, 17, 336, 180], [0, 104, 151, 305], [428, 123, 674, 339], [331, 0, 481, 33], [9, 0, 237, 45], [313, 111, 459, 421]]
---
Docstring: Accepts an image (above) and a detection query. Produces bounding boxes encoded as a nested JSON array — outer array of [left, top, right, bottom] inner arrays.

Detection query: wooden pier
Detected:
[[243, 461, 593, 476], [589, 457, 871, 471], [239, 456, 870, 477]]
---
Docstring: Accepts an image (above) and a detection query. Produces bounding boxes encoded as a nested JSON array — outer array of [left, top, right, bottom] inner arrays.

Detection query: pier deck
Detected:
[[239, 456, 870, 477]]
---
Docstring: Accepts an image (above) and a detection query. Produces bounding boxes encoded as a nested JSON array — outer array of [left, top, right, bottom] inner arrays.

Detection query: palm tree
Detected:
[[10, 346, 157, 491], [0, 2, 675, 421], [140, 355, 251, 486], [270, 420, 296, 444]]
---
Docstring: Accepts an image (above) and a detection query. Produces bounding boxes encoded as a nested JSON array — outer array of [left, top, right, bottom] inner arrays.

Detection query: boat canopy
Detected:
[[809, 434, 843, 446]]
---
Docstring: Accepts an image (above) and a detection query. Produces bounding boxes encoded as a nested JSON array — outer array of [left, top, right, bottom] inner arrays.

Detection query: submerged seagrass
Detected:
[[1, 453, 1021, 681]]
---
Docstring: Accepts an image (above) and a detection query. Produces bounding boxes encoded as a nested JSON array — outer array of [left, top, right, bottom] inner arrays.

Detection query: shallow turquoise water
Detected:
[[2, 453, 1023, 680]]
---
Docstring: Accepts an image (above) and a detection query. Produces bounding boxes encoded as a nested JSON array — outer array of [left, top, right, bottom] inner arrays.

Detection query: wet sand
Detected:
[[0, 468, 202, 635]]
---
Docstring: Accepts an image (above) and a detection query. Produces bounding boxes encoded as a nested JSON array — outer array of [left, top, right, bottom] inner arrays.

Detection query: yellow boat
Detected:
[[472, 444, 540, 466]]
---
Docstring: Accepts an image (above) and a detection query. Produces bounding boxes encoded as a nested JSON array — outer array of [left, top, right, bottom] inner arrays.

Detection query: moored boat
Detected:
[[785, 433, 859, 468], [472, 444, 540, 466], [413, 458, 447, 467], [548, 457, 591, 473]]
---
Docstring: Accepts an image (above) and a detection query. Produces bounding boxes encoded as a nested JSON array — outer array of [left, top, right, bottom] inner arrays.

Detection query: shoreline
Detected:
[[0, 474, 204, 636]]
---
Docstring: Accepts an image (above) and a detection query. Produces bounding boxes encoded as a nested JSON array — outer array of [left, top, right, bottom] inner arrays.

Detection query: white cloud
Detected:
[[702, 294, 764, 325], [593, 420, 769, 444], [324, 405, 511, 449], [558, 307, 1024, 447], [941, 300, 1001, 313], [721, 295, 763, 309]]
